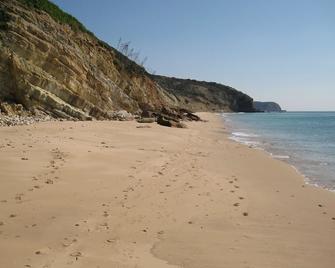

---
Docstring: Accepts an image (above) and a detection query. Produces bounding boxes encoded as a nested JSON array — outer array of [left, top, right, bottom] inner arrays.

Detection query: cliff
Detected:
[[153, 75, 255, 112], [253, 101, 283, 112], [0, 0, 254, 120]]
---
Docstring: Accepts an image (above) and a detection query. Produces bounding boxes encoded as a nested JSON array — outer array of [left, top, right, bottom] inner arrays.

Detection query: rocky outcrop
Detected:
[[0, 0, 255, 121], [157, 115, 187, 128], [0, 0, 176, 120], [152, 75, 255, 112], [253, 101, 284, 112]]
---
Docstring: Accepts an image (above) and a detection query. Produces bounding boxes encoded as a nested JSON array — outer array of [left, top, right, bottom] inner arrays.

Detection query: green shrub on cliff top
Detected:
[[18, 0, 147, 76], [18, 0, 92, 34]]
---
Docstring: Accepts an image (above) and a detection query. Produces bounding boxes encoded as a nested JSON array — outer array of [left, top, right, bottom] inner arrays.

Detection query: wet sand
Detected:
[[0, 113, 334, 268]]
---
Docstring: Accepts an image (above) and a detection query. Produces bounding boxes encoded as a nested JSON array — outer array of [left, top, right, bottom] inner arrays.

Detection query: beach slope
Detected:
[[0, 113, 334, 268]]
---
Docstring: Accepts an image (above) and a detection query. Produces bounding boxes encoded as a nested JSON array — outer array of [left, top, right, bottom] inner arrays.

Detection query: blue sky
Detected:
[[52, 0, 334, 111]]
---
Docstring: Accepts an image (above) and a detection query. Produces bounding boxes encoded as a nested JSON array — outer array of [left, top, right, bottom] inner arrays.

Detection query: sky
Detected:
[[52, 0, 335, 111]]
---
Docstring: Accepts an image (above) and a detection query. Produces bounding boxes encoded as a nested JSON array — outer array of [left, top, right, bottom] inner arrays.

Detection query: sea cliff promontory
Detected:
[[0, 0, 254, 122]]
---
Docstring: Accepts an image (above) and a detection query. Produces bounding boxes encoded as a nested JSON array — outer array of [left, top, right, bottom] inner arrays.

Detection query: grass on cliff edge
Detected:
[[17, 0, 147, 76], [18, 0, 92, 34]]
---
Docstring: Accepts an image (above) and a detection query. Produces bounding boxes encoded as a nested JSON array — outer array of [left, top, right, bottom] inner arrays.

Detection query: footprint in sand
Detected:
[[62, 237, 77, 248], [103, 211, 109, 217], [69, 251, 82, 260], [15, 193, 24, 201], [34, 247, 51, 256], [157, 230, 164, 235]]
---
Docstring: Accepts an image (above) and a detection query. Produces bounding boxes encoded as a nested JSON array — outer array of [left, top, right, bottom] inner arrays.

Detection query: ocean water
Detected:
[[223, 112, 335, 191]]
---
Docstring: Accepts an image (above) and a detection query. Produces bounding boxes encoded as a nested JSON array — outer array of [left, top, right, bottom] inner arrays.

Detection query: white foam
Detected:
[[229, 136, 261, 147], [232, 132, 259, 138], [271, 154, 290, 159], [223, 113, 335, 193], [319, 162, 329, 166]]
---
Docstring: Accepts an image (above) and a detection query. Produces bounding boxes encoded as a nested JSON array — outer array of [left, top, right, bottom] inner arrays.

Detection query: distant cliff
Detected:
[[153, 75, 255, 112], [0, 0, 255, 120], [253, 101, 283, 112]]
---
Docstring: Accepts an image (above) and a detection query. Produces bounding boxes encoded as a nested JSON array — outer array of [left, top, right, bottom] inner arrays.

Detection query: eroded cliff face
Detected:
[[152, 75, 255, 112], [0, 0, 254, 120], [0, 0, 177, 120]]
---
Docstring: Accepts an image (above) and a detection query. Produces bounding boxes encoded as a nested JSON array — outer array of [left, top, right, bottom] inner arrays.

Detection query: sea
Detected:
[[223, 112, 335, 191]]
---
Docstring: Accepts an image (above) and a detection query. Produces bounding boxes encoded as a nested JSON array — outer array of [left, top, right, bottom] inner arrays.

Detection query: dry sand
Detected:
[[0, 113, 334, 268]]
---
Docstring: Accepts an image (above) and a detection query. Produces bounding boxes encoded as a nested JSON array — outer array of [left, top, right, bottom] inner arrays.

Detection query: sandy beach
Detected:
[[0, 113, 334, 268]]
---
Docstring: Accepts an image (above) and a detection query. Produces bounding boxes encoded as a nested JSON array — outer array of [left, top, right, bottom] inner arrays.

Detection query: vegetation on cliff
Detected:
[[17, 0, 146, 77], [153, 75, 255, 112], [18, 0, 90, 34], [0, 0, 255, 121]]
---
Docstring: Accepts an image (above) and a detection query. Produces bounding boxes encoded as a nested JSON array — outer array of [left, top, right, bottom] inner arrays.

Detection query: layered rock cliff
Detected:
[[0, 0, 255, 120]]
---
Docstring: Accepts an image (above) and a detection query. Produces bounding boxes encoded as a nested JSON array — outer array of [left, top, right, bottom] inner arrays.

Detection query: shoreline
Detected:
[[0, 112, 334, 268], [223, 112, 335, 192], [230, 132, 335, 193]]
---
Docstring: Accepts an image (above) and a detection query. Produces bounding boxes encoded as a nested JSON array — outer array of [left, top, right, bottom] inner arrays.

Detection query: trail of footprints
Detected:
[[1, 137, 335, 267], [29, 148, 67, 193], [1, 147, 68, 233]]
